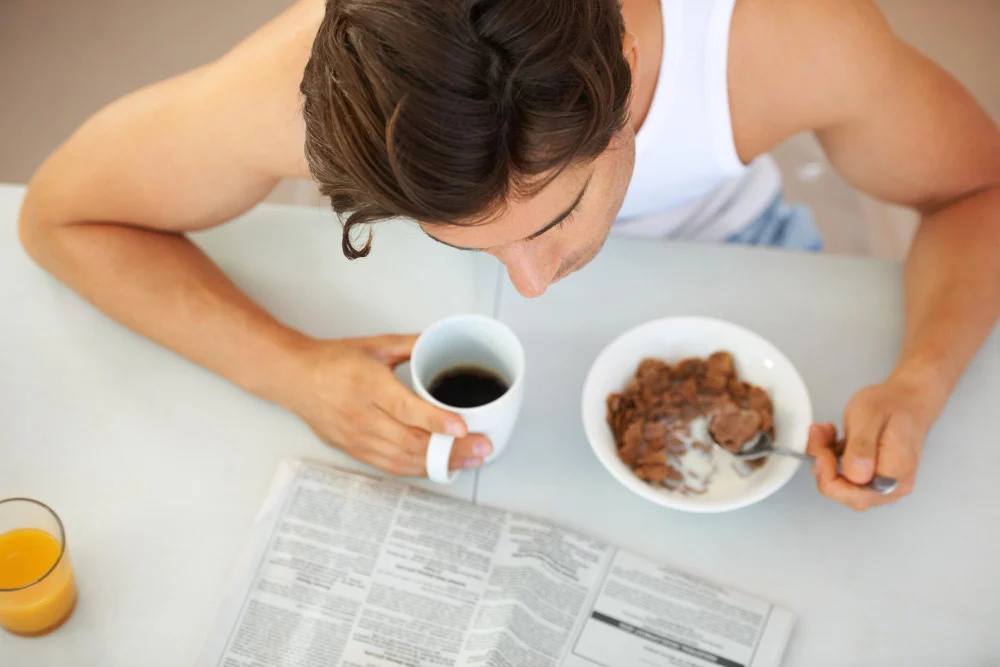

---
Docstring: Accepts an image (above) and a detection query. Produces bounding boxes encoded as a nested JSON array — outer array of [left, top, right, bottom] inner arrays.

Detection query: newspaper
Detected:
[[196, 459, 795, 667]]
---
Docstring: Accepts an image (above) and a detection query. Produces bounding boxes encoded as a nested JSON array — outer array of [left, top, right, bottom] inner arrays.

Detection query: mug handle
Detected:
[[426, 433, 460, 484]]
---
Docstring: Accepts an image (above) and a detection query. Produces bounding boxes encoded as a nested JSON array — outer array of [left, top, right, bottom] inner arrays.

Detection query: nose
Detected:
[[495, 245, 557, 299]]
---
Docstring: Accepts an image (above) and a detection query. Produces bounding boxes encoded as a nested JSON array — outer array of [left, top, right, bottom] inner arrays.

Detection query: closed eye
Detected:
[[425, 172, 592, 252], [528, 208, 577, 242]]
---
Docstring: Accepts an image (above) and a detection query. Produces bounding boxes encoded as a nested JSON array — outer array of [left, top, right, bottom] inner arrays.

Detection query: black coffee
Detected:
[[428, 366, 509, 408]]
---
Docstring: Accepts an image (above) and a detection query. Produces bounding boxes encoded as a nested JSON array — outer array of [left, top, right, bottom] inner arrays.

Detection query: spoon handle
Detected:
[[769, 446, 815, 466], [770, 447, 899, 496]]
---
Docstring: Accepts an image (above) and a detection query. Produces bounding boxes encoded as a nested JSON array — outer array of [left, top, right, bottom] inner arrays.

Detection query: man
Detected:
[[17, 0, 1000, 511]]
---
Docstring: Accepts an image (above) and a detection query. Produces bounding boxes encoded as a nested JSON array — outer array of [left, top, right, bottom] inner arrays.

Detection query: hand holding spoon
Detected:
[[711, 431, 899, 496]]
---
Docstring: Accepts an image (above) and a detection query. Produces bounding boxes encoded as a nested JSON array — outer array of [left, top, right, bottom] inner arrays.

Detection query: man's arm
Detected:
[[19, 0, 318, 400], [18, 0, 484, 475], [731, 0, 1000, 509]]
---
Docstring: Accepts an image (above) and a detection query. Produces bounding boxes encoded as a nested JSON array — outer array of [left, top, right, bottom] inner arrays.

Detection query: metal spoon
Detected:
[[713, 431, 899, 496]]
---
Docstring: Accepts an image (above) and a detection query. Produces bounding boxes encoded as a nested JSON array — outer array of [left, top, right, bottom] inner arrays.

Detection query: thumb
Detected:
[[365, 334, 420, 367], [842, 404, 883, 485]]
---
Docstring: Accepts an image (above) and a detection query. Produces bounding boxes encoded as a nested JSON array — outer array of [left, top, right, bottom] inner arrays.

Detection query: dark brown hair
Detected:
[[301, 0, 632, 258]]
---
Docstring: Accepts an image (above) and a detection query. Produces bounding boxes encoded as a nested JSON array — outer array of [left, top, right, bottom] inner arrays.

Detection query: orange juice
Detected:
[[0, 528, 77, 636]]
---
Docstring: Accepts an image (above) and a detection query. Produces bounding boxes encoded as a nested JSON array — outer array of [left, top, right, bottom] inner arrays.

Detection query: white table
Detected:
[[2, 184, 998, 665], [0, 185, 497, 665], [480, 239, 1000, 666]]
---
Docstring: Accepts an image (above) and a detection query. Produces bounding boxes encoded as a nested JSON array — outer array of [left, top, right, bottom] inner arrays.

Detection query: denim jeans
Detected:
[[726, 194, 823, 251]]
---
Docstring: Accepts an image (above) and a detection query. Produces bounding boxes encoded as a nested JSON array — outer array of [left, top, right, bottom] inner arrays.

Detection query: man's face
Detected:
[[421, 129, 636, 298]]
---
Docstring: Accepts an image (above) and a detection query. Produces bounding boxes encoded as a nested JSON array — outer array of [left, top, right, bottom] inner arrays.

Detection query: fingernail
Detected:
[[445, 421, 465, 437], [808, 424, 820, 439], [474, 441, 493, 457], [848, 457, 874, 474], [464, 458, 483, 469]]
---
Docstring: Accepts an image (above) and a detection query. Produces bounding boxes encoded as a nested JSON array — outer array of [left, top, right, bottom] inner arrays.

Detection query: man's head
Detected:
[[301, 0, 636, 297]]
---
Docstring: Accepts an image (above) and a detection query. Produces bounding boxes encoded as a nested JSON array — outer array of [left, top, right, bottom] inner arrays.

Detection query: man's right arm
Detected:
[[18, 0, 318, 404], [17, 0, 487, 475]]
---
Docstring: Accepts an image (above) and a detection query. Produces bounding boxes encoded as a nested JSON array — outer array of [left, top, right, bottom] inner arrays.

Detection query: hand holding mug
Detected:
[[285, 335, 493, 476]]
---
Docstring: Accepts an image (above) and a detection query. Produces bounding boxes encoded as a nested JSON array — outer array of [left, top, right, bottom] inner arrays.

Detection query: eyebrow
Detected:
[[429, 175, 593, 252]]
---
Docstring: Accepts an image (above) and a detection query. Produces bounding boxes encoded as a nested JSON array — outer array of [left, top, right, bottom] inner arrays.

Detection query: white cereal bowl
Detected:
[[582, 316, 812, 513]]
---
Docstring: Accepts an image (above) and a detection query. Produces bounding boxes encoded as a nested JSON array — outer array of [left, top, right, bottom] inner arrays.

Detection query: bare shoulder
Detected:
[[206, 0, 326, 178], [25, 0, 327, 233], [728, 0, 897, 162]]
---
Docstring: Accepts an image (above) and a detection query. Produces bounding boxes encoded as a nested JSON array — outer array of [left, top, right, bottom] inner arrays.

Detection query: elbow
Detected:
[[17, 184, 48, 268], [17, 174, 67, 272]]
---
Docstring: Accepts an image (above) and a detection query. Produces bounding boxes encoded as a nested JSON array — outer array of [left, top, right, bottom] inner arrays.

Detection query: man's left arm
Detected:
[[733, 0, 1000, 510]]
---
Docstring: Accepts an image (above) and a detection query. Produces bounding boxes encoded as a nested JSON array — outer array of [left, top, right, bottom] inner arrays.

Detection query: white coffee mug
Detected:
[[411, 315, 525, 484]]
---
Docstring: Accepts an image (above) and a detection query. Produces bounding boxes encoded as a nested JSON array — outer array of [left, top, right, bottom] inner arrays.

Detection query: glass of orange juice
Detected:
[[0, 498, 77, 636]]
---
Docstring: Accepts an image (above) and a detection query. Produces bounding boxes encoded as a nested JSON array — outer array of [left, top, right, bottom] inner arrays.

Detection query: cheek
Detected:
[[592, 153, 631, 224], [558, 213, 612, 267], [607, 139, 636, 212]]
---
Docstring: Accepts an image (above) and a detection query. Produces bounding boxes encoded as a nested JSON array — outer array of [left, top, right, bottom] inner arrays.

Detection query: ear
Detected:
[[622, 31, 640, 89]]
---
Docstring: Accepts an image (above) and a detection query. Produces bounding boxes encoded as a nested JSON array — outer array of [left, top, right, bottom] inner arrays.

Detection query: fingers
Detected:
[[363, 413, 430, 457], [842, 403, 886, 485], [807, 422, 840, 484], [352, 433, 491, 477], [362, 334, 420, 367], [311, 420, 423, 477], [807, 423, 880, 512], [367, 408, 493, 472], [376, 378, 468, 437], [351, 447, 424, 478], [448, 434, 494, 469], [307, 337, 497, 479]]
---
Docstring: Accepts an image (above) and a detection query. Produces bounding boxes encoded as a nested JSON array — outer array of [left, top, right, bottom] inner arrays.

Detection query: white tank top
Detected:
[[615, 0, 782, 241]]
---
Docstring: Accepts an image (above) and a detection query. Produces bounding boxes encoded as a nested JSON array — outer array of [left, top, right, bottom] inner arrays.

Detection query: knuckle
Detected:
[[326, 431, 348, 449], [409, 403, 441, 430], [424, 413, 447, 433], [342, 432, 368, 452], [321, 427, 352, 450], [341, 363, 369, 388], [846, 393, 871, 415], [401, 429, 428, 454], [805, 438, 824, 456], [390, 458, 417, 477], [385, 392, 410, 419], [344, 409, 369, 430]]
